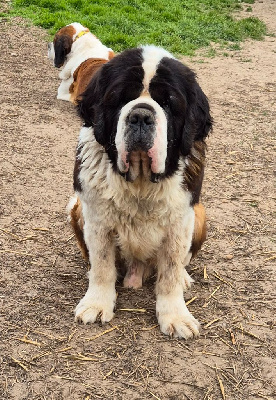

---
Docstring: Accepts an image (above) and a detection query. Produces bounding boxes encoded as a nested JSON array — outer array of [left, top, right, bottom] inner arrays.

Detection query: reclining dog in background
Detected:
[[68, 45, 212, 340], [48, 22, 114, 103]]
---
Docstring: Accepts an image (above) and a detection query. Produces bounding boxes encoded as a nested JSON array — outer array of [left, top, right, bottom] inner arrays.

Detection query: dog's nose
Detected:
[[128, 107, 154, 129], [129, 108, 154, 128]]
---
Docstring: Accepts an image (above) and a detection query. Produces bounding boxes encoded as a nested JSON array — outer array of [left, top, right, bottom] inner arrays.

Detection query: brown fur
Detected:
[[69, 58, 111, 104], [108, 50, 115, 60], [54, 25, 76, 60], [191, 202, 206, 257], [183, 141, 206, 204], [55, 25, 76, 38], [70, 198, 89, 261]]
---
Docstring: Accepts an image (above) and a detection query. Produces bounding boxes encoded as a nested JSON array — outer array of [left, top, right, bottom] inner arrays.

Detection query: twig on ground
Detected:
[[86, 326, 118, 341], [235, 326, 264, 342], [216, 371, 226, 400], [229, 329, 236, 345], [118, 308, 147, 312], [213, 270, 234, 288], [141, 325, 158, 331], [203, 285, 221, 308], [17, 335, 41, 347], [204, 318, 220, 329], [11, 357, 29, 371], [0, 228, 21, 240], [186, 296, 197, 306]]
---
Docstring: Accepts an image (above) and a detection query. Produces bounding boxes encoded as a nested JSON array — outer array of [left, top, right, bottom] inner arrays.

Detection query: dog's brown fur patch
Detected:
[[70, 197, 89, 261], [183, 141, 206, 204], [69, 58, 109, 103], [55, 25, 76, 40], [108, 50, 115, 60], [191, 202, 206, 257], [54, 25, 76, 54]]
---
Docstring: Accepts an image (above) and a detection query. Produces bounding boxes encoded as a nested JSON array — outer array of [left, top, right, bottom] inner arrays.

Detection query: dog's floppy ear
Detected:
[[54, 34, 73, 68], [77, 67, 108, 146], [181, 83, 212, 156], [166, 60, 212, 156]]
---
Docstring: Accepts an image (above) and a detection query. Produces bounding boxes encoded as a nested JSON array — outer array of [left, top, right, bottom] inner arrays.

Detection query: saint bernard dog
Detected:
[[68, 45, 212, 339], [48, 22, 114, 103]]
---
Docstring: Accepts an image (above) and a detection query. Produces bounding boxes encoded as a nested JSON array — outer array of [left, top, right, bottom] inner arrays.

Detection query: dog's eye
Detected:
[[104, 89, 119, 106], [168, 94, 185, 115], [161, 95, 177, 110], [169, 95, 177, 106]]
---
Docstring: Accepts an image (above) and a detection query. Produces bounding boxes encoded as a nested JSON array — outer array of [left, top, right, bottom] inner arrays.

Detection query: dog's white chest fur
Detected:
[[77, 127, 192, 263], [113, 196, 168, 261]]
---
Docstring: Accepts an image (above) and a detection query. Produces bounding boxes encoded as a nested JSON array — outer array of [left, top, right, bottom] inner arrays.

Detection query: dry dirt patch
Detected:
[[0, 1, 275, 399]]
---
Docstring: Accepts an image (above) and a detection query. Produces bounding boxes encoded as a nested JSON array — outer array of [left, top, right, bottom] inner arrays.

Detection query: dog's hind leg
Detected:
[[191, 203, 207, 258], [67, 195, 89, 261], [180, 203, 206, 291]]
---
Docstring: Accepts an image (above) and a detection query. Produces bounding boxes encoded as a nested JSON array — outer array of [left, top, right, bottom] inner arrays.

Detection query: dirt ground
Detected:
[[0, 1, 275, 399]]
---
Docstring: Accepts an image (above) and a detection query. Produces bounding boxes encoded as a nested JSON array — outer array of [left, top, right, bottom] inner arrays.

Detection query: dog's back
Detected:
[[69, 58, 109, 104]]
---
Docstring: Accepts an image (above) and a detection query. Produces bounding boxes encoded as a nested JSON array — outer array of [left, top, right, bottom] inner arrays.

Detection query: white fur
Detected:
[[72, 127, 199, 338], [141, 45, 174, 93]]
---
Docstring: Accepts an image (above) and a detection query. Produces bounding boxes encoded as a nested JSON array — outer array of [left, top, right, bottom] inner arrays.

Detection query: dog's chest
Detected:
[[113, 197, 171, 261]]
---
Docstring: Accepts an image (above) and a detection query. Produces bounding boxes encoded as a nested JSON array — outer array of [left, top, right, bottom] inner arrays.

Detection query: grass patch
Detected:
[[3, 0, 266, 55]]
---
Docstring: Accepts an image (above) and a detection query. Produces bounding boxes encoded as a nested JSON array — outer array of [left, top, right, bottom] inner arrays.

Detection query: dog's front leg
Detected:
[[57, 78, 74, 101], [75, 219, 116, 325], [156, 211, 200, 339]]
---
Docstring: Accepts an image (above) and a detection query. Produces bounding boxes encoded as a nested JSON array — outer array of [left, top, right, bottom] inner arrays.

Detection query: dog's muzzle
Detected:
[[126, 103, 155, 152], [116, 99, 168, 182]]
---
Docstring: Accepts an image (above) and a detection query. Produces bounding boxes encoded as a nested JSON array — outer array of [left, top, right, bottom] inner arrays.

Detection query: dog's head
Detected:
[[48, 22, 89, 68], [78, 45, 212, 183]]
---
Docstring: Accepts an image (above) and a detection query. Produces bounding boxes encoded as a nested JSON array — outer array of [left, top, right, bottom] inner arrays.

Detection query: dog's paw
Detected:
[[156, 294, 200, 339], [75, 287, 116, 324], [182, 268, 194, 291], [158, 311, 200, 339], [57, 93, 71, 101]]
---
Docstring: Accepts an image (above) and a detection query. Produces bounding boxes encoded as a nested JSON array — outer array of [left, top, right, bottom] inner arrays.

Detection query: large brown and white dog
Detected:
[[48, 22, 114, 103], [68, 45, 212, 339]]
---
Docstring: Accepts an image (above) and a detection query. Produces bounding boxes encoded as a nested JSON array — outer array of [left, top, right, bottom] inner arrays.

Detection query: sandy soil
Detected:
[[0, 1, 275, 399]]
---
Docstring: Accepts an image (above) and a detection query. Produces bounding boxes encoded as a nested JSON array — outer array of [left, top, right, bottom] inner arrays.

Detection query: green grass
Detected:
[[2, 0, 266, 55]]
